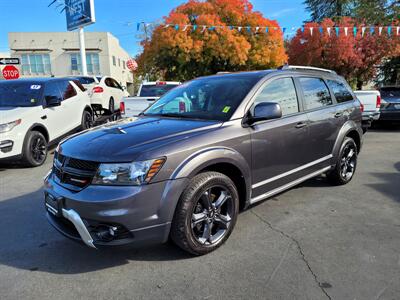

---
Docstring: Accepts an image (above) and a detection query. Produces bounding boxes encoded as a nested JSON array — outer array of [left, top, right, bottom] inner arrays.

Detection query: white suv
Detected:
[[73, 76, 125, 113], [0, 78, 92, 167]]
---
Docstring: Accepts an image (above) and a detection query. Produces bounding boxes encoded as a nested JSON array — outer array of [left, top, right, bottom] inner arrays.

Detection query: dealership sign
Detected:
[[66, 0, 96, 31]]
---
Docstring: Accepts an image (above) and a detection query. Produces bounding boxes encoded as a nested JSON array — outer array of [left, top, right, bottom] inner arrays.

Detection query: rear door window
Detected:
[[43, 82, 62, 103], [298, 77, 333, 110], [254, 77, 299, 116], [326, 80, 353, 103], [57, 81, 77, 101]]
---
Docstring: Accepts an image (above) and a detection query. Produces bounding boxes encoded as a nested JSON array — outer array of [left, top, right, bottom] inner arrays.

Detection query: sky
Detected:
[[0, 0, 309, 57]]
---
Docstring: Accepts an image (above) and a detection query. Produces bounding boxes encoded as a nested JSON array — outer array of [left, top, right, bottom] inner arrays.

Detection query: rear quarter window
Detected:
[[326, 80, 354, 103]]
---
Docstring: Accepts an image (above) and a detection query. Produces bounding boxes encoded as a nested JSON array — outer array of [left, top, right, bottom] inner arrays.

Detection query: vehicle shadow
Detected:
[[0, 148, 56, 170], [369, 121, 400, 132], [0, 188, 192, 275], [365, 162, 400, 203]]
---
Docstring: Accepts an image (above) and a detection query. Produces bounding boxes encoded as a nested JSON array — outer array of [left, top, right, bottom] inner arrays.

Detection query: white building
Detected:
[[8, 32, 134, 94]]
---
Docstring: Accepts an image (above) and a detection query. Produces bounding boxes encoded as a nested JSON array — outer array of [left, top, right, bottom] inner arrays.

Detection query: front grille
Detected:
[[53, 152, 99, 191]]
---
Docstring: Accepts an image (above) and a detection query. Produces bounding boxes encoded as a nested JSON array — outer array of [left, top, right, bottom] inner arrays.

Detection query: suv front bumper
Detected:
[[44, 173, 189, 248]]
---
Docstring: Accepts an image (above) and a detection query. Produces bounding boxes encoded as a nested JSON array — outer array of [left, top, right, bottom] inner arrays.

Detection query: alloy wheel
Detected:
[[191, 186, 234, 246], [31, 136, 47, 164], [340, 143, 356, 181]]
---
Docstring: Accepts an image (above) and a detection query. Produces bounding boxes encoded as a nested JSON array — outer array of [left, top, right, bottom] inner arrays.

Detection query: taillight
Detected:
[[120, 101, 125, 114], [359, 101, 364, 112], [376, 95, 381, 108], [92, 86, 104, 93], [156, 81, 166, 85]]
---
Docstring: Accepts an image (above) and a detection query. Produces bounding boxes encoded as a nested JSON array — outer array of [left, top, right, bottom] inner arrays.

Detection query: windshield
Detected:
[[144, 75, 260, 121], [0, 82, 43, 107], [139, 84, 179, 97], [380, 87, 400, 98], [73, 77, 96, 85]]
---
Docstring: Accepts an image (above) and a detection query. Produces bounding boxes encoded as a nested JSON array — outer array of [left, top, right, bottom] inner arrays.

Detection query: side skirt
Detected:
[[250, 166, 332, 204]]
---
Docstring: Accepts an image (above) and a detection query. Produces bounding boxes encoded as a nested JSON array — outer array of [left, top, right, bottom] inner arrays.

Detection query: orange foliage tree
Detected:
[[287, 17, 399, 88], [136, 0, 287, 81]]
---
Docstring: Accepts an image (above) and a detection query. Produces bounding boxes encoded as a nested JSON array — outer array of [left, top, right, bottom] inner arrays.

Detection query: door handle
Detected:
[[295, 122, 307, 129], [334, 112, 343, 118], [41, 115, 47, 120]]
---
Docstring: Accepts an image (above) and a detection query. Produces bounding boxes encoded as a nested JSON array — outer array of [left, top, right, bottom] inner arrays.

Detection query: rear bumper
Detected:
[[362, 111, 380, 121]]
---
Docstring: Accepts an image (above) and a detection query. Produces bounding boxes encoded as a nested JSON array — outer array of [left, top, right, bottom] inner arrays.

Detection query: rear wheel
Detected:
[[81, 110, 93, 130], [327, 137, 358, 185], [21, 131, 48, 167], [171, 172, 239, 255]]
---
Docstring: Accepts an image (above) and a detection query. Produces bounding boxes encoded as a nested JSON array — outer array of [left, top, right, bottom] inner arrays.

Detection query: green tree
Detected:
[[304, 0, 400, 23]]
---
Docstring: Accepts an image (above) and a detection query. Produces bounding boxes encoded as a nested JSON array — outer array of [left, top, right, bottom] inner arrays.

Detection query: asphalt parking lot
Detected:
[[0, 127, 399, 300]]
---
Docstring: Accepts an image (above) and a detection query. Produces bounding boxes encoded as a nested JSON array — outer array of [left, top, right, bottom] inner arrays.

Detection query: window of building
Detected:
[[123, 60, 126, 69], [112, 56, 116, 66], [21, 54, 51, 75], [326, 80, 353, 103], [70, 53, 100, 75], [254, 77, 299, 116], [298, 77, 333, 110], [118, 58, 121, 67]]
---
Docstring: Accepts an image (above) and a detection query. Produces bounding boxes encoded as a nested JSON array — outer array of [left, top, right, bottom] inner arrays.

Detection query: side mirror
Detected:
[[246, 102, 282, 126], [45, 96, 61, 107]]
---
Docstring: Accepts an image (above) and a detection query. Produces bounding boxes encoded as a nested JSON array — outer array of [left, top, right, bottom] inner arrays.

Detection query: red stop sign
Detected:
[[2, 65, 20, 80]]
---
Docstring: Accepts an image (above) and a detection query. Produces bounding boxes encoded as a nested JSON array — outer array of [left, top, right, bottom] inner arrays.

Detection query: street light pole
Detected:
[[79, 27, 88, 76]]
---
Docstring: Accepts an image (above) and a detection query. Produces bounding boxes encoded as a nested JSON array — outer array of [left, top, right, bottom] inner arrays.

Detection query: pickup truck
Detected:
[[121, 81, 180, 117], [354, 90, 381, 131]]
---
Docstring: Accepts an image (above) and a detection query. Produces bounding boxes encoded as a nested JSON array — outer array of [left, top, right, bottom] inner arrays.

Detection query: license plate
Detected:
[[45, 193, 59, 216], [394, 104, 400, 110]]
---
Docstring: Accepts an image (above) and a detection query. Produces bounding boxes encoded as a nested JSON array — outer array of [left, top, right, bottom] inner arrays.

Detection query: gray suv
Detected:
[[44, 66, 363, 255]]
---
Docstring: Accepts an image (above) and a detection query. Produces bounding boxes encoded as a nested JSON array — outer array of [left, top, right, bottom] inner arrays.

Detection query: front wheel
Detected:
[[327, 137, 358, 185], [170, 172, 239, 255], [21, 131, 48, 167]]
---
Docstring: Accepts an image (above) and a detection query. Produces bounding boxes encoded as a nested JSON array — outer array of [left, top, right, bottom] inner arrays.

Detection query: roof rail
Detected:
[[278, 65, 337, 74]]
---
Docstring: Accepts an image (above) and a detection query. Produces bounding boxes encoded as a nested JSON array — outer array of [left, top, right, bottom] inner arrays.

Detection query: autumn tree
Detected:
[[136, 0, 287, 81], [287, 17, 399, 88]]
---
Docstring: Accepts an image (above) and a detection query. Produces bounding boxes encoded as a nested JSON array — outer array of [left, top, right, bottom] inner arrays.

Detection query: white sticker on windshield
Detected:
[[30, 85, 41, 90]]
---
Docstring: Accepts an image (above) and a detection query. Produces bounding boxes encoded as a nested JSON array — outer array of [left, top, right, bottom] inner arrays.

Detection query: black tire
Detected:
[[170, 171, 239, 255], [108, 98, 115, 113], [327, 137, 358, 185], [81, 110, 93, 130], [21, 131, 48, 167]]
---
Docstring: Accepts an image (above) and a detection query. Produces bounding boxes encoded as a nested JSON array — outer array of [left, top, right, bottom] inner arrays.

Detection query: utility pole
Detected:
[[79, 27, 88, 76]]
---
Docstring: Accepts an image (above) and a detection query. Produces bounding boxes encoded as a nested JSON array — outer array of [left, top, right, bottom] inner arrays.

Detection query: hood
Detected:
[[0, 107, 36, 124], [59, 116, 221, 162]]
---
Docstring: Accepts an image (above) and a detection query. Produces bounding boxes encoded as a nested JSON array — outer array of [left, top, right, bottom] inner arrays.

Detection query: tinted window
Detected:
[[327, 80, 353, 103], [299, 77, 332, 110], [254, 78, 299, 115], [44, 82, 62, 104], [111, 79, 122, 90], [105, 78, 113, 88], [72, 80, 86, 92], [73, 76, 96, 85], [139, 84, 179, 97], [57, 81, 77, 100], [0, 82, 44, 107], [380, 87, 400, 98], [144, 75, 261, 121]]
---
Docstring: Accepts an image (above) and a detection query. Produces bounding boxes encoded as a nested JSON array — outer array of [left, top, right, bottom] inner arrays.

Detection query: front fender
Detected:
[[170, 146, 252, 203]]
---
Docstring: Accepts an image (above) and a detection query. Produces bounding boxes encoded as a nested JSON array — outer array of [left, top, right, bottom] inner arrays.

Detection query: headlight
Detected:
[[92, 158, 165, 186], [0, 119, 21, 133]]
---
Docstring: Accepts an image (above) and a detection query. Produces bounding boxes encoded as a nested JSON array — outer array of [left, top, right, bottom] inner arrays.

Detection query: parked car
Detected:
[[0, 78, 92, 167], [71, 76, 125, 113], [353, 90, 381, 131], [121, 81, 180, 117], [44, 66, 363, 255], [379, 86, 400, 122]]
